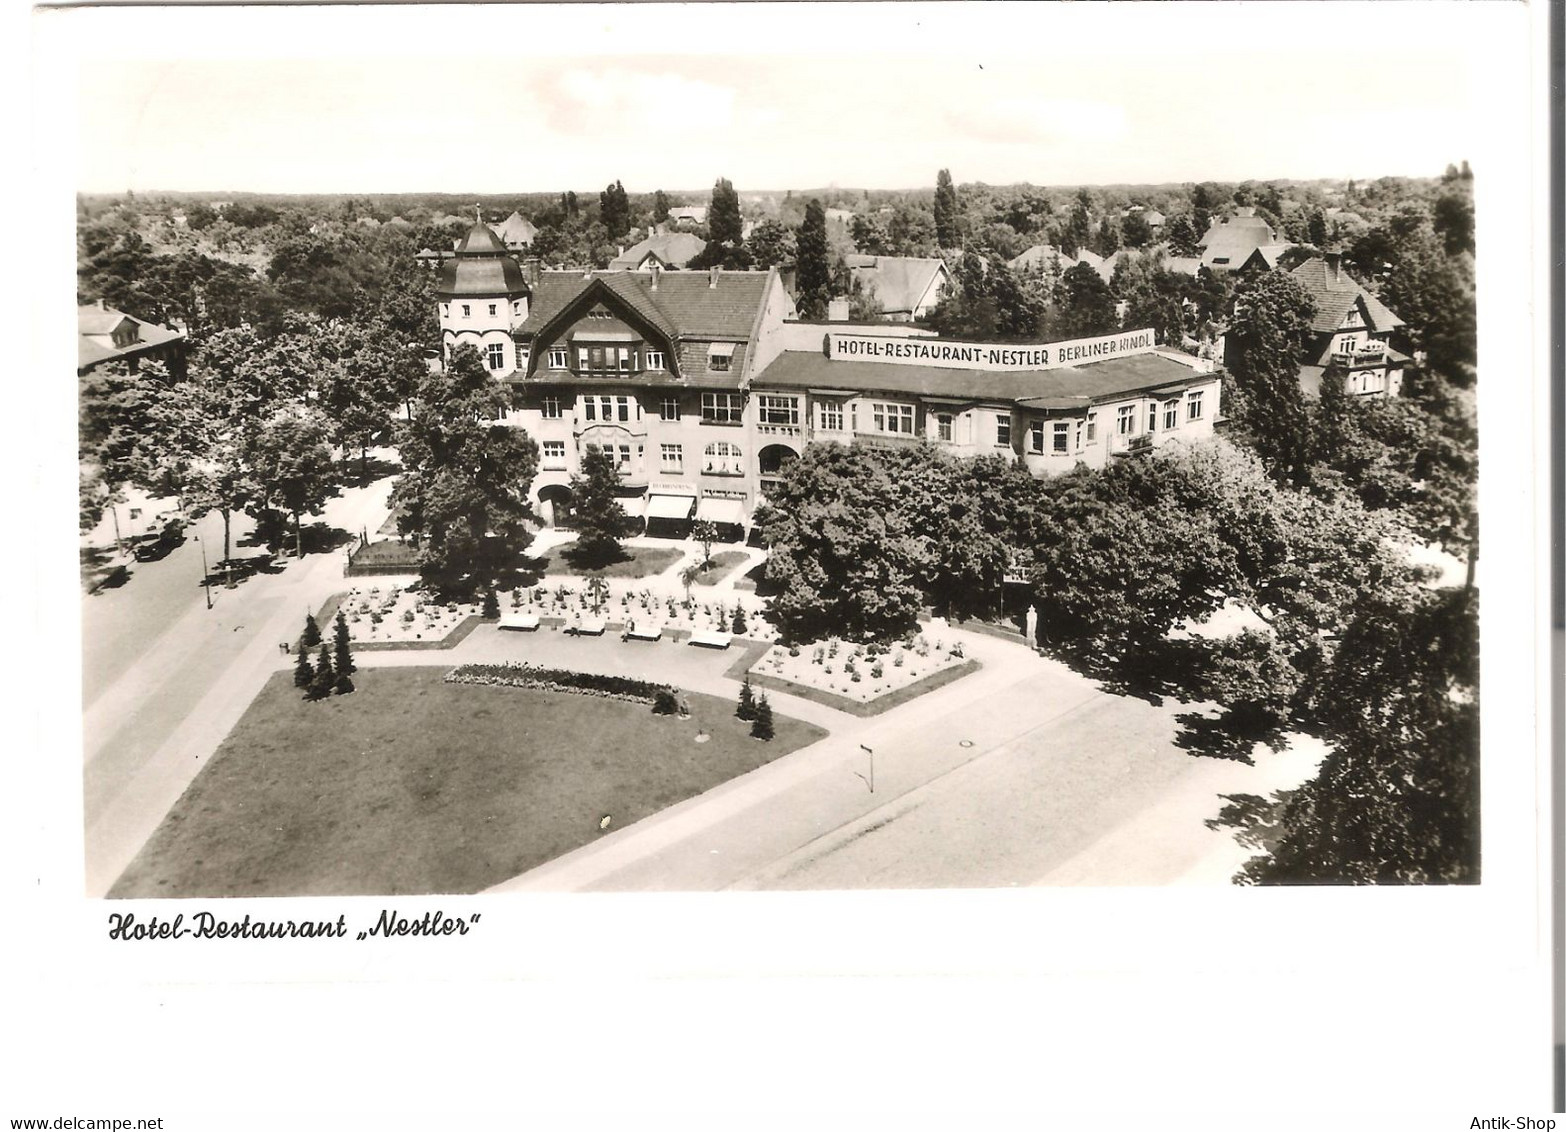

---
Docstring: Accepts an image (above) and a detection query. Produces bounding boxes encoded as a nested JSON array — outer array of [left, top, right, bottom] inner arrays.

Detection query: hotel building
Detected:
[[436, 223, 1223, 536]]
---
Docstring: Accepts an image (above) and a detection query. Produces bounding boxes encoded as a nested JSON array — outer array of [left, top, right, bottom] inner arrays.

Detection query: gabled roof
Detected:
[[846, 256, 949, 314], [608, 231, 706, 271], [78, 302, 184, 371], [517, 269, 776, 343], [495, 210, 538, 246], [1289, 257, 1405, 333], [1238, 244, 1290, 272]]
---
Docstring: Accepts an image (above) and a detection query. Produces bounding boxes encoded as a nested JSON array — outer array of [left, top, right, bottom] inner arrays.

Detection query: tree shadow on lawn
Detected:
[[558, 540, 632, 573], [238, 521, 353, 557], [1061, 636, 1213, 708], [743, 559, 781, 597]]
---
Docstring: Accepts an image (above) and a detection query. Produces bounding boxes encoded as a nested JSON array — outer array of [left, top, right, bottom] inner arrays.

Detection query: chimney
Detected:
[[1325, 248, 1343, 283], [827, 297, 850, 322], [617, 246, 624, 259], [524, 257, 541, 288], [650, 262, 660, 291], [708, 265, 720, 288]]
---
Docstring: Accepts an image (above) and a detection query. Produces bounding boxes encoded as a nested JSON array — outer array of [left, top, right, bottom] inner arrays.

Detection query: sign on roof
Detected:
[[824, 329, 1158, 371]]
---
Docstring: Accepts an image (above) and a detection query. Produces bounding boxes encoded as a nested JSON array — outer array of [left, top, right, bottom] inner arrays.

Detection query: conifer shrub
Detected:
[[750, 693, 774, 741], [293, 648, 315, 688], [736, 677, 757, 721], [301, 613, 322, 648], [652, 688, 679, 715]]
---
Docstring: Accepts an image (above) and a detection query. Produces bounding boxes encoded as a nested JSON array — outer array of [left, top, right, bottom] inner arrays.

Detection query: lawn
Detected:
[[542, 544, 683, 579], [692, 550, 750, 585], [109, 667, 828, 898]]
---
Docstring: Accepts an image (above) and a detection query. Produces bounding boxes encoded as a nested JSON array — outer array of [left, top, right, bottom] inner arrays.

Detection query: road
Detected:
[[80, 473, 395, 896]]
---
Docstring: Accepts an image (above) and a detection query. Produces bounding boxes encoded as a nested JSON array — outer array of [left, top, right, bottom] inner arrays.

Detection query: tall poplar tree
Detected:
[[795, 199, 831, 320], [933, 168, 959, 249], [1226, 269, 1317, 486]]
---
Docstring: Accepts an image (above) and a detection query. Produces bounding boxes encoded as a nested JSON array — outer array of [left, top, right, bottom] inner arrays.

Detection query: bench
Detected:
[[688, 630, 733, 650], [623, 624, 663, 642], [499, 613, 541, 631], [569, 617, 607, 636]]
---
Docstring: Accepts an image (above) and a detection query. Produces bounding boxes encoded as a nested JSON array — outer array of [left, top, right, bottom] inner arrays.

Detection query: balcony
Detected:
[[1110, 433, 1154, 457], [756, 422, 803, 439], [1331, 341, 1388, 368]]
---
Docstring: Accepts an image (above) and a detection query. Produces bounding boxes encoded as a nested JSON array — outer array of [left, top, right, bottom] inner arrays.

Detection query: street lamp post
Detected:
[[194, 534, 212, 609], [857, 744, 875, 794]]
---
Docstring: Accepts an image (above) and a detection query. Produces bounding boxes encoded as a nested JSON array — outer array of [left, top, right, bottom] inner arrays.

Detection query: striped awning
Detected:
[[695, 497, 746, 526], [645, 494, 696, 521]]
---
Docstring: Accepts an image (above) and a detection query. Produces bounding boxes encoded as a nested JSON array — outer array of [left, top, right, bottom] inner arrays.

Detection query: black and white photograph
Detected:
[[10, 0, 1556, 1125]]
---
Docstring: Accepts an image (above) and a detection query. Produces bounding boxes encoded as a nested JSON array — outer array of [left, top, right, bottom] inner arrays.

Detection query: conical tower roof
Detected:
[[438, 223, 529, 298]]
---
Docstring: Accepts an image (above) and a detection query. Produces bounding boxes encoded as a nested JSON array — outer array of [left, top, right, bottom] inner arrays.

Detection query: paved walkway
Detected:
[[82, 476, 395, 897]]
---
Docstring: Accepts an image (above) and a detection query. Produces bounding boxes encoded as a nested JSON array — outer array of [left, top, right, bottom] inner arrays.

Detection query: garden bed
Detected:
[[743, 633, 973, 714], [108, 667, 829, 898], [692, 550, 751, 586], [748, 659, 980, 717]]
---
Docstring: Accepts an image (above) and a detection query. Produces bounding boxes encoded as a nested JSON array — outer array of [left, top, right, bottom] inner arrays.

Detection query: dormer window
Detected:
[[548, 347, 567, 369], [708, 343, 736, 372], [646, 350, 664, 371]]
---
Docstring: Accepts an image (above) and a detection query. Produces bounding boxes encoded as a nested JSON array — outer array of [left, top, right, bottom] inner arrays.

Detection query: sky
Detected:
[[49, 2, 1504, 195]]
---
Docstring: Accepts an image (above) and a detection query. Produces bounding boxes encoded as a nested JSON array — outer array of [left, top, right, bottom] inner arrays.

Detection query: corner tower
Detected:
[[437, 221, 532, 375]]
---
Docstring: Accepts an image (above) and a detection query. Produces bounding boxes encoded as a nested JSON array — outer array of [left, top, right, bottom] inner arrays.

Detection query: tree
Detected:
[[333, 608, 355, 676], [293, 645, 315, 688], [652, 190, 670, 225], [691, 518, 718, 567], [1053, 262, 1118, 339], [795, 200, 831, 319], [391, 344, 539, 591], [599, 180, 630, 239], [750, 692, 774, 741], [1120, 209, 1153, 249], [246, 405, 339, 556], [732, 605, 747, 635], [707, 177, 743, 247], [481, 586, 500, 619], [1165, 214, 1200, 257], [736, 677, 756, 721], [1225, 269, 1317, 484], [334, 671, 355, 696], [1242, 586, 1478, 884], [747, 220, 796, 269], [308, 643, 336, 701], [652, 688, 679, 715], [933, 169, 959, 249], [1061, 189, 1094, 258], [302, 612, 323, 649], [568, 444, 628, 567]]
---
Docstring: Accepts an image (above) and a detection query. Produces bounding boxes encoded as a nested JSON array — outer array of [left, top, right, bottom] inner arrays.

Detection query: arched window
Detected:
[[703, 441, 744, 476]]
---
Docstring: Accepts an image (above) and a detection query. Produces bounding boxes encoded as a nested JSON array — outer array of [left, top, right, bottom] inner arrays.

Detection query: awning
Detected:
[[708, 342, 737, 359], [695, 497, 747, 526], [612, 495, 646, 518], [645, 494, 696, 521]]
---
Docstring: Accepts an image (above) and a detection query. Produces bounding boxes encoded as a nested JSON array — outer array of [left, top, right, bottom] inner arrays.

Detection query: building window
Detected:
[[617, 444, 631, 469], [1187, 391, 1204, 421], [646, 350, 664, 371], [871, 402, 915, 435], [541, 396, 562, 420], [1117, 405, 1135, 435], [1086, 411, 1097, 442], [582, 398, 596, 421], [660, 444, 683, 473], [577, 347, 589, 370], [1075, 420, 1084, 450], [1147, 403, 1158, 433], [1028, 420, 1045, 454], [708, 343, 736, 372], [703, 441, 743, 475], [617, 396, 630, 423], [488, 304, 497, 317], [701, 392, 743, 424], [659, 396, 681, 421], [462, 304, 471, 318], [817, 400, 844, 431], [548, 348, 567, 369], [486, 343, 506, 371], [995, 413, 1011, 447], [758, 395, 799, 426], [1163, 400, 1180, 430], [1053, 421, 1069, 453], [541, 441, 566, 468], [441, 303, 449, 319], [619, 347, 631, 372]]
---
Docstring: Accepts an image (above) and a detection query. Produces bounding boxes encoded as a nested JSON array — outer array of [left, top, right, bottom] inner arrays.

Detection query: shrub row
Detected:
[[444, 662, 669, 704]]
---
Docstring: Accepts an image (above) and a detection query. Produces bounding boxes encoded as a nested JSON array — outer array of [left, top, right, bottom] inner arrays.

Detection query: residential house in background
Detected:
[[608, 232, 707, 272], [494, 210, 538, 251], [1286, 251, 1408, 398], [845, 255, 950, 322], [1198, 206, 1291, 272], [77, 300, 186, 375]]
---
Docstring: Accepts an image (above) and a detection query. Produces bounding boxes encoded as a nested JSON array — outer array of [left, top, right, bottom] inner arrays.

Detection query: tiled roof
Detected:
[[847, 256, 947, 315], [752, 348, 1215, 408], [78, 303, 184, 371], [518, 269, 776, 344], [495, 211, 537, 245], [1289, 257, 1405, 333], [608, 232, 706, 271]]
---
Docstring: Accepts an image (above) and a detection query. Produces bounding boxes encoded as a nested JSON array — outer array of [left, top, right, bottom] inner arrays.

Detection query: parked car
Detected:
[[132, 518, 186, 562]]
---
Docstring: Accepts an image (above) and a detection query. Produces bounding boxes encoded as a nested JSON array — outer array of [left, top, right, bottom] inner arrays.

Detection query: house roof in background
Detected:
[[846, 256, 948, 314], [517, 269, 776, 342], [608, 232, 706, 271], [77, 302, 184, 371], [1289, 257, 1405, 332]]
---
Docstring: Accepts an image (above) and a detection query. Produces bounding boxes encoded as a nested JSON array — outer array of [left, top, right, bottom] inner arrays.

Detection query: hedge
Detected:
[[444, 662, 671, 704]]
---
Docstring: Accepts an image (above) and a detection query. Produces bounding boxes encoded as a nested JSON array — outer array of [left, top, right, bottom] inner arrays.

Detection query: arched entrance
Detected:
[[537, 483, 575, 529], [758, 444, 799, 475]]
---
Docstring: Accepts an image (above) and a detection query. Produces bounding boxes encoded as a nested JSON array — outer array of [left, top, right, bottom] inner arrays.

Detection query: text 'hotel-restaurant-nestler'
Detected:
[[436, 222, 1222, 536]]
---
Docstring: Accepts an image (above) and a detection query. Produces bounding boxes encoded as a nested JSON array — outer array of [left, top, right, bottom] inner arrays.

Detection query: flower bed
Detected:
[[336, 584, 481, 645], [749, 633, 968, 705], [497, 582, 781, 644], [445, 662, 671, 704]]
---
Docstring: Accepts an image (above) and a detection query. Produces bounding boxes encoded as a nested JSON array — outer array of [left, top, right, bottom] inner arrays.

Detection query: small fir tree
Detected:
[[731, 605, 747, 635], [482, 586, 500, 619], [334, 672, 355, 696], [301, 613, 322, 648], [293, 646, 315, 689], [333, 608, 355, 676], [750, 693, 775, 741], [736, 677, 756, 721], [309, 643, 335, 701], [652, 688, 679, 716]]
